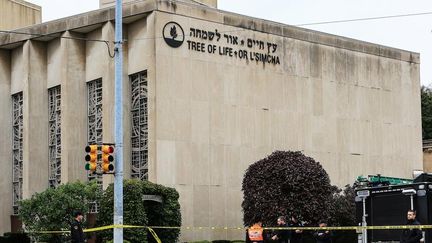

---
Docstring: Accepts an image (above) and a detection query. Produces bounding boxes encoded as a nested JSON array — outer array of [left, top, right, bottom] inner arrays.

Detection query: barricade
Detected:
[[31, 224, 432, 242]]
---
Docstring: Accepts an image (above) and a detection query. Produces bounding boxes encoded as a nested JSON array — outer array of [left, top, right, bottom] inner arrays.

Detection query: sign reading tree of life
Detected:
[[163, 22, 281, 65]]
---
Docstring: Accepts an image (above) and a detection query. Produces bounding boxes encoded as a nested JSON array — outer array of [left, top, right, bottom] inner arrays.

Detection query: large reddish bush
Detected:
[[242, 151, 335, 226]]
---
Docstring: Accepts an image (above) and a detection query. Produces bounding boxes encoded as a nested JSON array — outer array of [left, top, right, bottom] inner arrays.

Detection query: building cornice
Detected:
[[0, 0, 420, 64]]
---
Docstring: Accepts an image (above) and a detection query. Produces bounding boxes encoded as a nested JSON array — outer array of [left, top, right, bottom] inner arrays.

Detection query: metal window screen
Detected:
[[12, 92, 23, 215], [48, 86, 61, 188], [130, 71, 148, 181], [87, 79, 103, 212]]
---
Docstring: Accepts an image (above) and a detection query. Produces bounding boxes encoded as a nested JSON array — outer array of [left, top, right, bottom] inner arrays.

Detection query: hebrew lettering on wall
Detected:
[[184, 24, 281, 65]]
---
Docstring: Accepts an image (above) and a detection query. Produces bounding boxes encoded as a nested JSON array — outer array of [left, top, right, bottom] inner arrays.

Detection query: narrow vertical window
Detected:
[[130, 71, 148, 180], [12, 92, 23, 215], [87, 78, 102, 213], [87, 78, 103, 183], [48, 86, 61, 188]]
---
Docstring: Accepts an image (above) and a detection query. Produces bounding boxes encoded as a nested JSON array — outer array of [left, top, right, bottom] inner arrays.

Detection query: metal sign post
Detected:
[[356, 190, 370, 243]]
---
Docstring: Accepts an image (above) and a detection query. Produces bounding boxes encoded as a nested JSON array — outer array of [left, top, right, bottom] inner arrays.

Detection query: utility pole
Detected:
[[114, 0, 123, 242]]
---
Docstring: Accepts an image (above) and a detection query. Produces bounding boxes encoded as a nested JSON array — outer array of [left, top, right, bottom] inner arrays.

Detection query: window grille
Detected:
[[48, 86, 61, 188], [87, 79, 102, 212], [12, 92, 23, 215], [130, 71, 148, 181]]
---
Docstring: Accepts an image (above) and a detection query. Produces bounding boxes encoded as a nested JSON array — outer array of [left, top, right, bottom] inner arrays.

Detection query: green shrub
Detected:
[[97, 179, 148, 243], [97, 179, 181, 243], [329, 185, 356, 226], [328, 185, 357, 243], [18, 181, 101, 242]]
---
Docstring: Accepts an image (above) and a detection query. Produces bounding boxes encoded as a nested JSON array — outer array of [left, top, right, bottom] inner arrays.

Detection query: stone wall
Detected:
[[0, 0, 41, 30], [423, 141, 432, 172], [150, 3, 421, 240]]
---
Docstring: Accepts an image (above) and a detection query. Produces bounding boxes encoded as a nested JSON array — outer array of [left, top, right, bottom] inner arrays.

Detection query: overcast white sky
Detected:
[[28, 0, 432, 86]]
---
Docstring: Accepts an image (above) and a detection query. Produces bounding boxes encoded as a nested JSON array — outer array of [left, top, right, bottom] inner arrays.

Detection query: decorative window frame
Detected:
[[130, 71, 148, 181]]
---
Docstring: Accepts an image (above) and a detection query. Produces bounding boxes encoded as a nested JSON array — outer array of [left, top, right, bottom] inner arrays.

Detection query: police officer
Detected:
[[271, 216, 290, 243], [313, 221, 331, 243], [400, 210, 422, 243], [289, 215, 303, 243], [71, 211, 85, 243]]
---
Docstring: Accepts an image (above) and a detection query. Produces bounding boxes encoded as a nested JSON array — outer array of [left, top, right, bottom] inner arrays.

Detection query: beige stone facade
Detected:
[[423, 140, 432, 172], [0, 0, 41, 30], [0, 0, 422, 240]]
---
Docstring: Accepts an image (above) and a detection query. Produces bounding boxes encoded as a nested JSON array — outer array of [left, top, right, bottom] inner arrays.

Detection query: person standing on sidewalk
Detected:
[[289, 215, 303, 243], [271, 216, 290, 243], [246, 221, 265, 243], [313, 221, 331, 243], [71, 211, 85, 243], [400, 210, 422, 243]]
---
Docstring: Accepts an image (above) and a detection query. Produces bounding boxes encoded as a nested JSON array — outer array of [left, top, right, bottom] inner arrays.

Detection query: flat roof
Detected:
[[0, 0, 419, 64]]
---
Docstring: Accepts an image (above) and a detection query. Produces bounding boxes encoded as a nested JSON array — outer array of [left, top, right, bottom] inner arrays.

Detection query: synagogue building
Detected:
[[0, 0, 422, 240]]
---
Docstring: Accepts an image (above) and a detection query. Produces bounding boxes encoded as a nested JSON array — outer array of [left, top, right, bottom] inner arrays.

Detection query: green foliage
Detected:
[[328, 185, 357, 243], [329, 185, 356, 226], [142, 181, 181, 243], [97, 179, 148, 242], [17, 179, 181, 243], [242, 151, 335, 227], [97, 179, 181, 243], [18, 181, 101, 242], [421, 86, 432, 140]]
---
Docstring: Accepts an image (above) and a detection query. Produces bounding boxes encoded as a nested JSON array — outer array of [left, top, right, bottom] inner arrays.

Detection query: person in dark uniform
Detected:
[[271, 216, 290, 243], [313, 221, 331, 243], [289, 215, 303, 243], [71, 211, 85, 243], [400, 210, 422, 243]]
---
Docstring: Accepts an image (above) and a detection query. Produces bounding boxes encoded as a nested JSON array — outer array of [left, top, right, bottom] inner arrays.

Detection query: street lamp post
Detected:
[[401, 189, 417, 210], [356, 190, 370, 243]]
